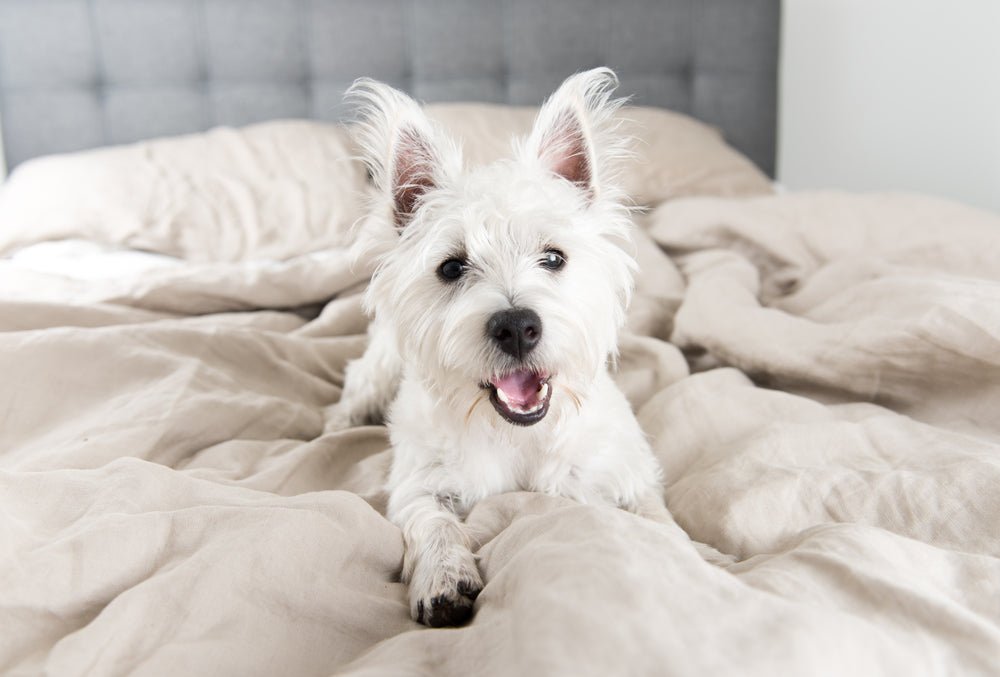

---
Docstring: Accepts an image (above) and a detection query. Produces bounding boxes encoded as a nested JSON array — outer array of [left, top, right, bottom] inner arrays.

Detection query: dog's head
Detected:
[[349, 69, 637, 427]]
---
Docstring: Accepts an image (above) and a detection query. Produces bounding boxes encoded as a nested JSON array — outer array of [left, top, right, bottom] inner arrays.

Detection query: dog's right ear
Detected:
[[347, 79, 454, 231]]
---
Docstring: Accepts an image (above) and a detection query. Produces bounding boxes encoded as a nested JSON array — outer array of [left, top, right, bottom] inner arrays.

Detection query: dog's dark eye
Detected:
[[438, 258, 467, 281], [540, 249, 566, 271]]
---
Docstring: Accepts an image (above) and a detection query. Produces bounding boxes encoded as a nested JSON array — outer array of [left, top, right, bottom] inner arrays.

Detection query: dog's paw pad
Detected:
[[415, 579, 482, 627], [457, 579, 482, 601], [419, 593, 476, 628]]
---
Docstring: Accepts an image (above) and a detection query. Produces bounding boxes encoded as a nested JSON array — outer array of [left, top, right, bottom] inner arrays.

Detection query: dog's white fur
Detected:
[[336, 69, 668, 626]]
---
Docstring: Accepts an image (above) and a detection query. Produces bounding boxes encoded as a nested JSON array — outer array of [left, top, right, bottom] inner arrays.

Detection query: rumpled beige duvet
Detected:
[[3, 186, 1000, 675]]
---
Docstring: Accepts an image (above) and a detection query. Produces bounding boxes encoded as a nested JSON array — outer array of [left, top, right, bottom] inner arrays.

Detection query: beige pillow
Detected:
[[0, 120, 367, 262], [425, 103, 774, 206], [0, 106, 771, 263]]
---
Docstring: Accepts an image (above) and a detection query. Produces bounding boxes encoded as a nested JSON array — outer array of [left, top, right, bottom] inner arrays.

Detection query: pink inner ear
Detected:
[[392, 128, 436, 229], [541, 110, 593, 198]]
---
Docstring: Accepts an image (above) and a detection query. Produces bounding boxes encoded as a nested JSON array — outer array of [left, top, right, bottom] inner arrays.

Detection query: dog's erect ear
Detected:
[[525, 68, 627, 203], [347, 79, 455, 230], [389, 127, 437, 230]]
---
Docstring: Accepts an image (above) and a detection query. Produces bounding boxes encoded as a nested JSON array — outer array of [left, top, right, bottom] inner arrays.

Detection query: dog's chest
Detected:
[[440, 421, 602, 504]]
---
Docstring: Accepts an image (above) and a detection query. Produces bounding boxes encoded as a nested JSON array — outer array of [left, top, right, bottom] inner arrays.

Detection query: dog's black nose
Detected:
[[487, 308, 542, 360]]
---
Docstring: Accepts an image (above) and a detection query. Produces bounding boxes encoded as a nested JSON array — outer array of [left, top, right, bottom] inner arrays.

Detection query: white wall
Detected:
[[778, 0, 1000, 213]]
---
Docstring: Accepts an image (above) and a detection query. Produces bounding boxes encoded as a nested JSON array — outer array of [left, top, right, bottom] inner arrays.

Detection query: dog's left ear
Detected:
[[348, 79, 457, 230], [525, 68, 627, 203]]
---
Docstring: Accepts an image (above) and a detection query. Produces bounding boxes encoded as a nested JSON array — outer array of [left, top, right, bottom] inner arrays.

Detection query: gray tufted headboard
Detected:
[[0, 0, 779, 176]]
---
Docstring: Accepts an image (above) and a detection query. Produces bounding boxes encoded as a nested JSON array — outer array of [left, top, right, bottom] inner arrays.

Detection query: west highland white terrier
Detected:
[[337, 68, 667, 626]]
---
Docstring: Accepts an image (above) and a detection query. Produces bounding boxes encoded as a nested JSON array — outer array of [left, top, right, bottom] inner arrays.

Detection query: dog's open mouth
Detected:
[[484, 369, 552, 426]]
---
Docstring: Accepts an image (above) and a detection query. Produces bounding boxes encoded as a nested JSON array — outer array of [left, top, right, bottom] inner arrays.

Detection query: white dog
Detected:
[[337, 68, 668, 626]]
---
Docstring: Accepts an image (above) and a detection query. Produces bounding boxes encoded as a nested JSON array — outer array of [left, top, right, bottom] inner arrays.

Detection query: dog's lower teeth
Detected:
[[488, 374, 552, 421]]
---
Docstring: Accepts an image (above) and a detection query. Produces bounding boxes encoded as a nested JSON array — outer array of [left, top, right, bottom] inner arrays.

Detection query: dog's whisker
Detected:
[[465, 393, 487, 425], [562, 384, 583, 414]]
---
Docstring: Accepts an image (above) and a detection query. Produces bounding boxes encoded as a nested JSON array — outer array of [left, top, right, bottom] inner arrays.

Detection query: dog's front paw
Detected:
[[323, 399, 384, 432], [409, 554, 483, 627], [323, 402, 353, 431]]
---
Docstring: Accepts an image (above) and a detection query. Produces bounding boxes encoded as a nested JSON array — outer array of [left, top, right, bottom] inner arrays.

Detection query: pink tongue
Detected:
[[492, 370, 543, 406]]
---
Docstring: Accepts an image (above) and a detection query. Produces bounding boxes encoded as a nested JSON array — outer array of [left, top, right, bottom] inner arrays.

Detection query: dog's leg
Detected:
[[389, 485, 483, 627], [326, 318, 402, 429]]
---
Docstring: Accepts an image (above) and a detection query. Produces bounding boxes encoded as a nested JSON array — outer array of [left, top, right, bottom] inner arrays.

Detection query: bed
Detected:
[[2, 1, 999, 675]]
